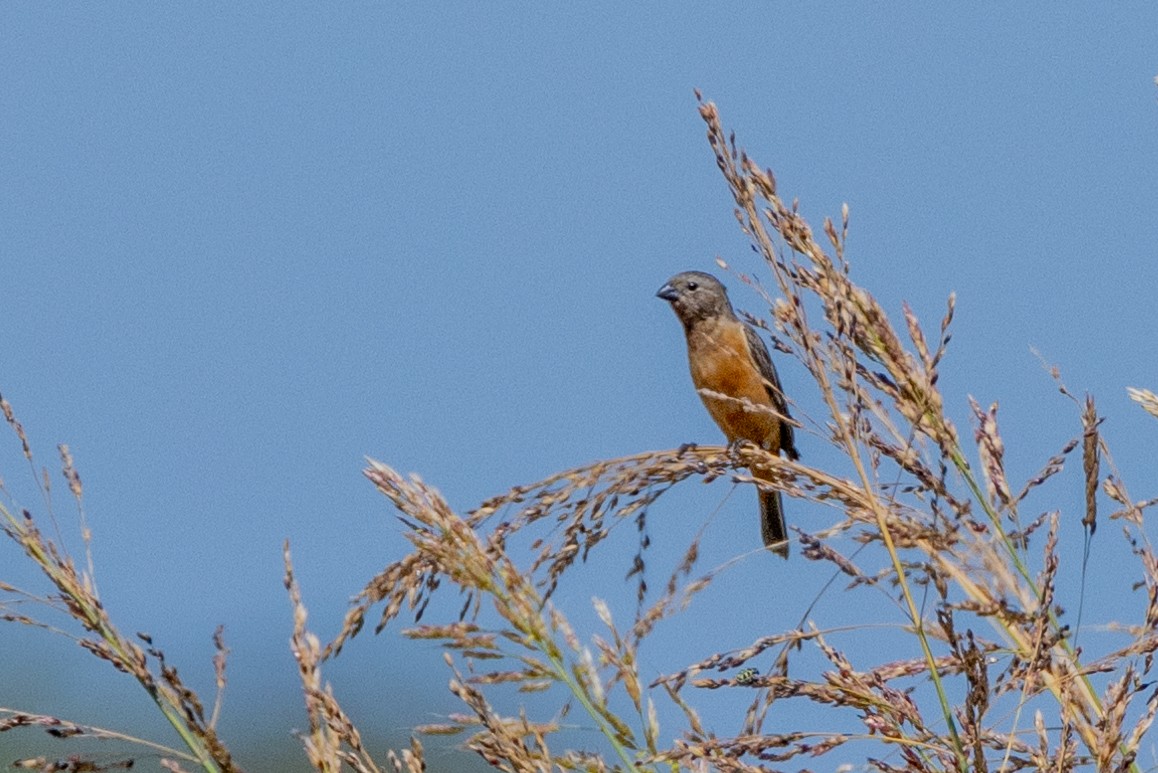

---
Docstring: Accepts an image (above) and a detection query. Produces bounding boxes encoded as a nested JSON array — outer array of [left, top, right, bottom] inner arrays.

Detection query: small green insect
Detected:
[[735, 667, 759, 684]]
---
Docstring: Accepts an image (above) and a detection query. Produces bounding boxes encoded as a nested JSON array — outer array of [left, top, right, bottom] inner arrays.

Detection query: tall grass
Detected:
[[3, 98, 1157, 772]]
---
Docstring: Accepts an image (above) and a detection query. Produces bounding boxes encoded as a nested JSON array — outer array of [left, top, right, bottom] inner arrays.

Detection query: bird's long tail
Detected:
[[756, 472, 789, 558]]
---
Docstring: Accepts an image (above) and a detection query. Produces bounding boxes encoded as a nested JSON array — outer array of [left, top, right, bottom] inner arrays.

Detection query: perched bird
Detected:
[[657, 271, 799, 557]]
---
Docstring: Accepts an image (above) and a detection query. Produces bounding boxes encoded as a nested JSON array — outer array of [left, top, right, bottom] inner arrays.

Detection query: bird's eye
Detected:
[[687, 282, 698, 291]]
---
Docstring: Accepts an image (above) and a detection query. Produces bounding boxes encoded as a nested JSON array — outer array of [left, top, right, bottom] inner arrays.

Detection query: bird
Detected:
[[657, 270, 799, 557]]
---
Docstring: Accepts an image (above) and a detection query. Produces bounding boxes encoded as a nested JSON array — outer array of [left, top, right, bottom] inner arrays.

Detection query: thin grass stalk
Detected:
[[0, 503, 227, 773], [362, 461, 648, 771]]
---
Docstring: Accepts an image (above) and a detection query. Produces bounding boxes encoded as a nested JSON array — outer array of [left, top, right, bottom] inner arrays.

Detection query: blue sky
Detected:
[[3, 4, 1158, 771]]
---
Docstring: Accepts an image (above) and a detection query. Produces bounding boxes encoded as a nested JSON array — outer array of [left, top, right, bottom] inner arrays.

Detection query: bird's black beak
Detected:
[[656, 283, 679, 302]]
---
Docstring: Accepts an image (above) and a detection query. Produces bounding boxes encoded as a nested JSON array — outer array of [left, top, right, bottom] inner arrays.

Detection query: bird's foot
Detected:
[[726, 439, 752, 461]]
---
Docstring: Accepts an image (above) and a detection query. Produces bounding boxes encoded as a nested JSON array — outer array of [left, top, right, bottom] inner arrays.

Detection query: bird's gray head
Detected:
[[656, 271, 735, 327]]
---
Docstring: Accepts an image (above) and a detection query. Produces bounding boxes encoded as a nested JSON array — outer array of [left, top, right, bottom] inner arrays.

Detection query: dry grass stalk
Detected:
[[285, 543, 413, 773], [0, 396, 239, 773]]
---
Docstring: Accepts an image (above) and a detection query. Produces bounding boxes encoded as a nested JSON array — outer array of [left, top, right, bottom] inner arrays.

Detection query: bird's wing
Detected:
[[743, 323, 799, 460]]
